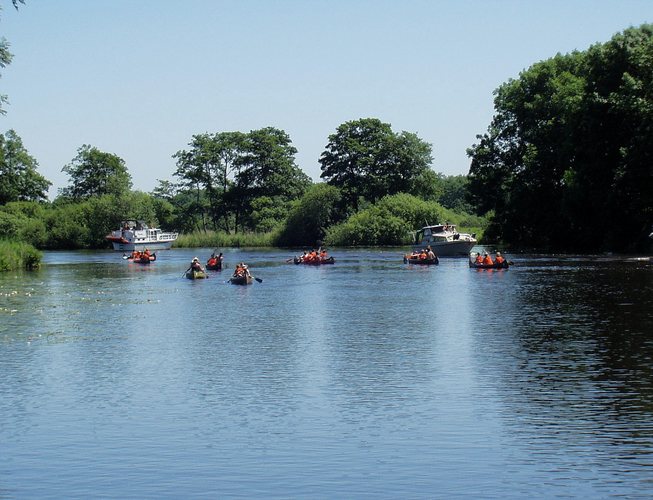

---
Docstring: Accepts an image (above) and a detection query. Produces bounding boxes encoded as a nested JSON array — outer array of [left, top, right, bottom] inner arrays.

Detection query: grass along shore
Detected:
[[0, 240, 42, 271], [173, 230, 277, 248]]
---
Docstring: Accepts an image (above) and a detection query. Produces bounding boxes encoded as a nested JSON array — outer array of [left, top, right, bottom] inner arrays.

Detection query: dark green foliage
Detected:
[[319, 118, 433, 211], [173, 127, 311, 234], [274, 183, 343, 247], [439, 175, 474, 213], [61, 145, 132, 200], [468, 24, 653, 252], [324, 193, 444, 246], [0, 130, 51, 204], [325, 209, 409, 247]]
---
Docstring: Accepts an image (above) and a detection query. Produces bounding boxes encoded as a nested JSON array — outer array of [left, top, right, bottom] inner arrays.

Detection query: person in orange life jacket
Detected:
[[475, 253, 484, 264], [207, 252, 223, 267], [483, 252, 494, 265], [234, 262, 251, 278]]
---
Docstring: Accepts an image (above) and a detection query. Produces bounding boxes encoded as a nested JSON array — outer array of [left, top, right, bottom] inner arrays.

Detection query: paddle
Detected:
[[253, 277, 263, 283], [181, 267, 191, 277]]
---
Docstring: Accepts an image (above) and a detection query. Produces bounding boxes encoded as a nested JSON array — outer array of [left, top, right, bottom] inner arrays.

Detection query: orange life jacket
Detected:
[[483, 255, 494, 265], [495, 256, 505, 264], [475, 255, 483, 264]]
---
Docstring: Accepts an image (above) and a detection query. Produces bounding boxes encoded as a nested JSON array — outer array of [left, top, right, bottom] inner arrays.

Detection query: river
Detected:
[[1, 248, 652, 498]]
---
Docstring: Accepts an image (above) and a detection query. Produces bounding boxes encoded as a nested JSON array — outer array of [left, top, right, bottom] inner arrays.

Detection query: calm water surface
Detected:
[[1, 248, 652, 498]]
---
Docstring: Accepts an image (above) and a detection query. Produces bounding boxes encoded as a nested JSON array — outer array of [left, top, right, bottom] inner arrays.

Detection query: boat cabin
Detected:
[[415, 224, 464, 244]]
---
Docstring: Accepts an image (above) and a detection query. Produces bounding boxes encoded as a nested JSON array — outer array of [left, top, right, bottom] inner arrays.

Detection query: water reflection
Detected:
[[467, 256, 653, 492]]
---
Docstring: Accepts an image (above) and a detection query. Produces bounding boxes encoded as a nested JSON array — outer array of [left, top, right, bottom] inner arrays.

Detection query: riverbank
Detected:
[[0, 240, 42, 271]]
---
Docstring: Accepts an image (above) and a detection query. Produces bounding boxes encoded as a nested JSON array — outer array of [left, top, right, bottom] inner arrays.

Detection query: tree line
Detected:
[[0, 120, 479, 249], [2, 23, 652, 252]]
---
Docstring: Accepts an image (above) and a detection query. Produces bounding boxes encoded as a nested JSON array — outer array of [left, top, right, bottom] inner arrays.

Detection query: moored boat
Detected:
[[106, 220, 178, 252], [412, 223, 477, 256]]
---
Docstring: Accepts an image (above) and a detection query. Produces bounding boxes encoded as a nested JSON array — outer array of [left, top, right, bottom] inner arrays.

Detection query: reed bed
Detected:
[[174, 230, 277, 248], [0, 240, 42, 271]]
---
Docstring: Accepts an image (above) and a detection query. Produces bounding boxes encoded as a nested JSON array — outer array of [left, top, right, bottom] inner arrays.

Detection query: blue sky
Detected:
[[1, 0, 651, 198]]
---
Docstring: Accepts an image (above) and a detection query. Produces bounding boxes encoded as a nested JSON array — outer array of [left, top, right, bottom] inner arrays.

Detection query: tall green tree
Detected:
[[319, 118, 433, 212], [233, 127, 311, 231], [173, 127, 310, 234], [173, 132, 246, 232], [468, 24, 653, 252], [0, 129, 51, 204], [60, 145, 132, 200]]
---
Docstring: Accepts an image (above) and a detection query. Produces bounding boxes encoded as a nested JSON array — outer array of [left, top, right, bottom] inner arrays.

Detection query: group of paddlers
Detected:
[[406, 246, 437, 261], [127, 248, 155, 261], [473, 251, 505, 266], [188, 254, 252, 279], [296, 248, 330, 263]]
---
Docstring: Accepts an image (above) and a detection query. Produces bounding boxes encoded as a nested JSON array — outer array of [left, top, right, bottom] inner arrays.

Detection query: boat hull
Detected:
[[293, 257, 335, 265], [404, 256, 439, 265], [109, 239, 175, 252], [230, 275, 253, 285], [186, 270, 207, 279], [412, 239, 476, 256], [206, 258, 222, 271], [469, 261, 509, 269]]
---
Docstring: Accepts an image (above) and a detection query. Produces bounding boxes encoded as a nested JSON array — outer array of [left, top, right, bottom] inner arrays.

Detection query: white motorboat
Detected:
[[106, 220, 178, 251], [412, 224, 477, 256]]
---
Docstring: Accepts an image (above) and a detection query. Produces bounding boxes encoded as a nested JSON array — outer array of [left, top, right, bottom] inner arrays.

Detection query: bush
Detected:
[[274, 184, 342, 247], [325, 208, 410, 246]]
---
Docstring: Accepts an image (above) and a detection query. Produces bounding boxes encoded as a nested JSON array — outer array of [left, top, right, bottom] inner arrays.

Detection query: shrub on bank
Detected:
[[0, 240, 42, 271]]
